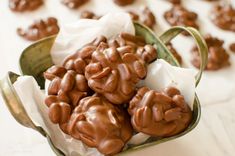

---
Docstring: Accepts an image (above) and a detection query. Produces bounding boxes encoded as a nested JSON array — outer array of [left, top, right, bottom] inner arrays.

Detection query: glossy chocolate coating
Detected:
[[80, 10, 100, 19], [229, 43, 235, 53], [62, 36, 106, 73], [128, 87, 192, 137], [164, 5, 199, 35], [44, 66, 89, 108], [166, 43, 182, 65], [17, 17, 59, 41], [191, 34, 230, 70], [113, 0, 135, 6], [128, 7, 156, 29], [61, 0, 89, 9], [9, 0, 43, 12], [139, 7, 156, 29], [85, 46, 147, 104], [68, 95, 133, 155], [211, 3, 235, 32], [167, 0, 181, 5]]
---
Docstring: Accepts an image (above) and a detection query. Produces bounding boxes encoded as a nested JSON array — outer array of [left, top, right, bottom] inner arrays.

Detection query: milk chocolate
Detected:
[[17, 17, 59, 41], [9, 0, 43, 12], [85, 45, 147, 104], [191, 34, 230, 70], [211, 3, 235, 32], [164, 5, 199, 35], [229, 43, 235, 53], [80, 10, 100, 19], [44, 66, 89, 108], [166, 43, 182, 65], [62, 36, 105, 73], [167, 0, 181, 4], [128, 7, 157, 29], [113, 0, 135, 6], [62, 0, 89, 9], [128, 87, 192, 137], [68, 95, 133, 155], [139, 7, 156, 29]]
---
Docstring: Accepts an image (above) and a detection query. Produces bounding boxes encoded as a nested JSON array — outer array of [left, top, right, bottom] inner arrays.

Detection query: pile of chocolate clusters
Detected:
[[44, 33, 193, 155]]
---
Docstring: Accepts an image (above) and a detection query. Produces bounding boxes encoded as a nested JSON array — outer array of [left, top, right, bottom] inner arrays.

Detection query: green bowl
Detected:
[[0, 22, 208, 156]]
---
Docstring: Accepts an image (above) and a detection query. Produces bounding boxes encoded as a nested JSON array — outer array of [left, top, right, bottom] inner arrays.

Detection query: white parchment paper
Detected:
[[51, 12, 135, 65], [13, 12, 196, 155]]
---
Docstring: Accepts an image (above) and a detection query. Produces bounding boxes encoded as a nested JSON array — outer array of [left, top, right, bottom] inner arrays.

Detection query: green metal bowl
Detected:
[[0, 22, 208, 156]]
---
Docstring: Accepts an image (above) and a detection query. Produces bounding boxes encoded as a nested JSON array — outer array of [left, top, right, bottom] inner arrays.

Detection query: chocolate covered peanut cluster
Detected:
[[17, 17, 59, 41], [128, 87, 192, 137], [61, 0, 89, 9], [9, 0, 43, 12], [167, 0, 181, 4], [211, 3, 235, 32], [113, 0, 135, 6], [166, 43, 182, 65], [164, 5, 199, 35], [80, 10, 101, 19], [191, 34, 230, 70], [68, 95, 133, 155]]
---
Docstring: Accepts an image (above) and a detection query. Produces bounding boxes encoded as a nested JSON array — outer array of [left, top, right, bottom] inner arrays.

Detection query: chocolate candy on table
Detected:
[[167, 0, 181, 4], [139, 7, 156, 29], [191, 34, 230, 70], [229, 43, 235, 53], [211, 3, 235, 32], [68, 95, 133, 155], [166, 43, 182, 65], [128, 87, 192, 137], [9, 0, 43, 12], [128, 7, 157, 29], [17, 17, 59, 41], [62, 0, 89, 9], [164, 5, 199, 35], [80, 10, 100, 19], [113, 0, 135, 6]]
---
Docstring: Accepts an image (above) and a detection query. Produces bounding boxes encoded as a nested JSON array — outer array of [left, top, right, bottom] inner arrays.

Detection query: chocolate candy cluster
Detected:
[[68, 95, 133, 155], [191, 34, 230, 70], [128, 7, 156, 29], [113, 0, 135, 6], [128, 87, 192, 137], [9, 0, 43, 12], [44, 33, 192, 155], [211, 3, 235, 32], [167, 0, 181, 5], [164, 5, 199, 35], [17, 17, 60, 41], [166, 43, 182, 65], [61, 0, 89, 9], [80, 10, 101, 19]]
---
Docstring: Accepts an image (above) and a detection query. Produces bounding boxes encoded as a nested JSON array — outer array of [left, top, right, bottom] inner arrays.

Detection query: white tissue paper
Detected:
[[51, 12, 135, 65], [13, 12, 196, 155]]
